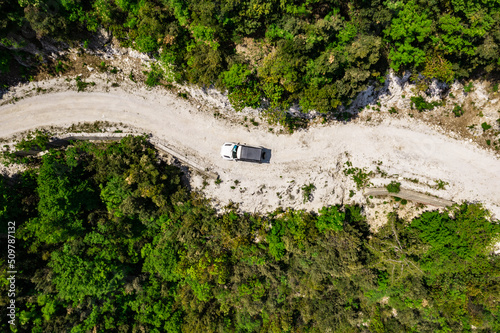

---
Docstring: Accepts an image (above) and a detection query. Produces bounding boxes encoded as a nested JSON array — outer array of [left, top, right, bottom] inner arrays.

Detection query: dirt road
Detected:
[[1, 88, 499, 218]]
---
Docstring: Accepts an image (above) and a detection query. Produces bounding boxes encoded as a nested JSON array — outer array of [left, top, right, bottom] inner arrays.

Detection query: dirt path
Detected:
[[1, 89, 499, 218]]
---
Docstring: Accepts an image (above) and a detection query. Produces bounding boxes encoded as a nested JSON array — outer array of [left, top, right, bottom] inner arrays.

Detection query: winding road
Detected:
[[1, 89, 499, 216]]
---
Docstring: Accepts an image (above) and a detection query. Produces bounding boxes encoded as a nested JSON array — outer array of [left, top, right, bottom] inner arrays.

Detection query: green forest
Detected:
[[1, 136, 500, 332], [1, 0, 500, 117]]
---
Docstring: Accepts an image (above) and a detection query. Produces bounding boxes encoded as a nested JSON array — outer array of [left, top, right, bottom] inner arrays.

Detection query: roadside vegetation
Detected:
[[1, 136, 499, 332], [1, 0, 500, 121]]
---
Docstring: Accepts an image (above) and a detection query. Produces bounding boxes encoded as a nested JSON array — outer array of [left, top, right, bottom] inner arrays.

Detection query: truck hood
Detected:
[[220, 142, 236, 159]]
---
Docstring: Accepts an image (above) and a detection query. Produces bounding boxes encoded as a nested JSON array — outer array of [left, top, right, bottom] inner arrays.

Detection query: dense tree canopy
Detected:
[[1, 136, 499, 332], [1, 0, 500, 115]]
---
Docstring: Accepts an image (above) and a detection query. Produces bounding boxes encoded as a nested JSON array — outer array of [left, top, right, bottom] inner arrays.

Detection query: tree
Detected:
[[384, 0, 432, 71], [24, 150, 97, 245]]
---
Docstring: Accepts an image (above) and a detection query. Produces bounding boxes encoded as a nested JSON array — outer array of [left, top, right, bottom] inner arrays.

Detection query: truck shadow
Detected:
[[261, 148, 272, 164]]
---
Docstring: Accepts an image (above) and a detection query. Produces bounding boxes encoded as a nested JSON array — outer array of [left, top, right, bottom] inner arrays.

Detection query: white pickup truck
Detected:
[[220, 142, 266, 163]]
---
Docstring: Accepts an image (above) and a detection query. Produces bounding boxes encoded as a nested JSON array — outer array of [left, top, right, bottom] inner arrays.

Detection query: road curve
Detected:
[[1, 90, 499, 216]]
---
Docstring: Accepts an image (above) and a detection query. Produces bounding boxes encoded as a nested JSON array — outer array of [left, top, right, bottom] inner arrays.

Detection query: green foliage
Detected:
[[276, 113, 308, 134], [301, 183, 315, 203], [481, 122, 492, 131], [452, 104, 464, 117], [49, 248, 125, 300], [386, 181, 401, 193], [384, 0, 432, 71], [410, 96, 442, 112], [3, 134, 500, 332], [434, 179, 449, 190], [185, 43, 224, 86], [97, 61, 107, 72], [464, 82, 474, 93], [343, 161, 372, 189], [145, 63, 164, 87], [221, 64, 251, 89], [54, 60, 67, 74], [2, 0, 499, 116], [266, 221, 286, 261], [75, 76, 95, 92], [423, 55, 454, 83], [411, 203, 499, 278], [15, 130, 50, 151], [316, 206, 344, 232], [221, 64, 262, 111], [367, 213, 425, 284], [24, 150, 97, 244]]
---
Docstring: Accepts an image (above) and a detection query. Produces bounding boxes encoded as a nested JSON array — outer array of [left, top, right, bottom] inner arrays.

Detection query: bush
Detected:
[[276, 113, 308, 134], [54, 60, 67, 74], [464, 82, 474, 92], [452, 104, 464, 117], [434, 179, 448, 190], [423, 55, 454, 83], [75, 76, 95, 92], [144, 64, 164, 87], [410, 96, 441, 112], [411, 203, 500, 278], [316, 206, 344, 232], [343, 161, 372, 189], [301, 183, 316, 203], [386, 181, 401, 193], [481, 122, 492, 131], [15, 130, 51, 151]]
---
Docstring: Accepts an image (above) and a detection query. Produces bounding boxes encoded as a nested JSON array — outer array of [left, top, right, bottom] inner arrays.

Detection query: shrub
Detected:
[[434, 179, 449, 190], [343, 161, 372, 189], [464, 82, 474, 92], [15, 130, 51, 151], [98, 61, 107, 72], [423, 55, 454, 83], [410, 96, 441, 112], [145, 65, 164, 87], [278, 113, 308, 134], [386, 181, 401, 193], [54, 60, 67, 74], [301, 183, 316, 203], [452, 104, 464, 117], [481, 122, 492, 131], [129, 71, 136, 82], [410, 203, 500, 278], [75, 76, 95, 92], [316, 206, 344, 232]]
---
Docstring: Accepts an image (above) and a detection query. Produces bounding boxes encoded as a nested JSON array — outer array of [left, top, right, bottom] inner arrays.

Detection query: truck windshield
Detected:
[[232, 145, 238, 159]]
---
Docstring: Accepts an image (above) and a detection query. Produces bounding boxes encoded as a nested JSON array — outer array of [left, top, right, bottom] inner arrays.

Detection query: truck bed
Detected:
[[238, 145, 263, 162]]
